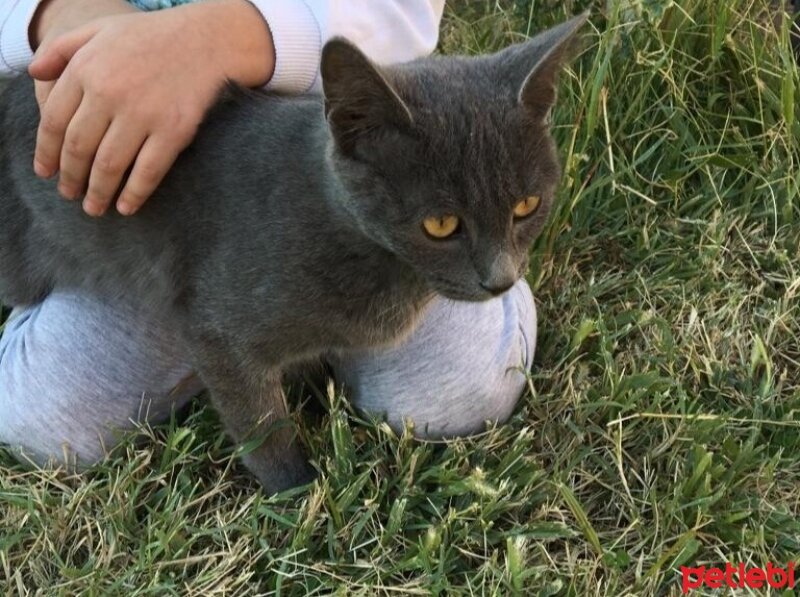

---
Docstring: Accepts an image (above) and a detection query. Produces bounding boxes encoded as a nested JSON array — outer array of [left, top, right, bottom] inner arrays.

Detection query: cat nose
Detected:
[[480, 280, 515, 296], [479, 252, 517, 296]]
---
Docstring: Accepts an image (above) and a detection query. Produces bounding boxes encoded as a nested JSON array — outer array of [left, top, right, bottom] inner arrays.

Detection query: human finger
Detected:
[[33, 75, 83, 179], [116, 135, 184, 216], [58, 100, 112, 199], [83, 120, 147, 217]]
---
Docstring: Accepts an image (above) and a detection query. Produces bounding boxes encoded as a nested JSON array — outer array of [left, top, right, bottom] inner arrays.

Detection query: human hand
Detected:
[[29, 0, 274, 216]]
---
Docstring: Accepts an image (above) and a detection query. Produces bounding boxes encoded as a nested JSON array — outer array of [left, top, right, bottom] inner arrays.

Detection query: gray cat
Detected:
[[0, 14, 586, 492]]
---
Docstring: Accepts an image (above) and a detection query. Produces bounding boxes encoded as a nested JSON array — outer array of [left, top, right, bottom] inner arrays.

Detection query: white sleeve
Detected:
[[0, 0, 42, 77], [248, 0, 445, 94]]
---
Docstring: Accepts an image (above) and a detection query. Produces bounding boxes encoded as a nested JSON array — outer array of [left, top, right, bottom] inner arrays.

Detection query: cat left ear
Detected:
[[512, 12, 589, 121], [322, 38, 414, 155]]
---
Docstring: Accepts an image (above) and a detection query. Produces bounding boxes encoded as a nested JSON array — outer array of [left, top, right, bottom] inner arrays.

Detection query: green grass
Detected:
[[2, 1, 799, 594]]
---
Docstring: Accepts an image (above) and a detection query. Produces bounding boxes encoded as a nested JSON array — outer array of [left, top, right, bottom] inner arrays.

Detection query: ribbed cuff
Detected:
[[246, 0, 321, 94], [0, 0, 41, 75]]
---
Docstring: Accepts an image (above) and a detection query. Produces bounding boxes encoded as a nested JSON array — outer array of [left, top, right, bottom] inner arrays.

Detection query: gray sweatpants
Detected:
[[0, 281, 536, 466]]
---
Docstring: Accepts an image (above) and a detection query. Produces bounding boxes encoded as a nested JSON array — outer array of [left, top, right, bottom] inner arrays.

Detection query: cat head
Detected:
[[322, 13, 587, 301]]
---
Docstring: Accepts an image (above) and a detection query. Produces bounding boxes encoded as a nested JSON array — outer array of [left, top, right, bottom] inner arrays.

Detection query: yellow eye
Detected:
[[514, 195, 541, 219], [422, 215, 460, 239]]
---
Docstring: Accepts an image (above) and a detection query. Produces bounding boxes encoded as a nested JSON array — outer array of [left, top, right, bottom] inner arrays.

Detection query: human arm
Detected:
[[3, 0, 443, 216], [1, 0, 446, 83]]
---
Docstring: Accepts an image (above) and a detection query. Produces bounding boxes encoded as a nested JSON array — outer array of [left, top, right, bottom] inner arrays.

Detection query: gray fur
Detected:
[[0, 15, 586, 492]]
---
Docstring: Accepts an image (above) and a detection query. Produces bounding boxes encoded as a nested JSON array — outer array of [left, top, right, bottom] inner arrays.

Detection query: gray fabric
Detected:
[[0, 280, 535, 466], [331, 280, 536, 438]]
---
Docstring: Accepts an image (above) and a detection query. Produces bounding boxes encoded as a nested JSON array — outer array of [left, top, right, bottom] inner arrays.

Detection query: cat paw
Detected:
[[244, 452, 318, 495]]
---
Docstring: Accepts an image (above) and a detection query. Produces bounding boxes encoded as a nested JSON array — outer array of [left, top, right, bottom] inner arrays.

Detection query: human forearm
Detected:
[[5, 0, 274, 87], [179, 0, 275, 88]]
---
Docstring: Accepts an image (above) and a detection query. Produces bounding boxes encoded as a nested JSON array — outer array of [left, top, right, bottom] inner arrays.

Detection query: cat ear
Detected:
[[505, 12, 589, 121], [321, 38, 414, 155]]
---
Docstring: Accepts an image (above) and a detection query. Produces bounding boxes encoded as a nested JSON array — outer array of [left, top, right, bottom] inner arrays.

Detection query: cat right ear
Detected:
[[502, 12, 589, 122], [321, 38, 414, 155]]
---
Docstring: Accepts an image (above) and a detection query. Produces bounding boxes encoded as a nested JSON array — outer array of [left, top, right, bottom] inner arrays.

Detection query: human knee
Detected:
[[0, 295, 198, 468], [1, 317, 106, 466], [334, 280, 538, 440]]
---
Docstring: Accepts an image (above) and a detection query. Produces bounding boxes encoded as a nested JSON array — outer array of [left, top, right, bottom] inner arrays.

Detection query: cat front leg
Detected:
[[189, 337, 316, 493]]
